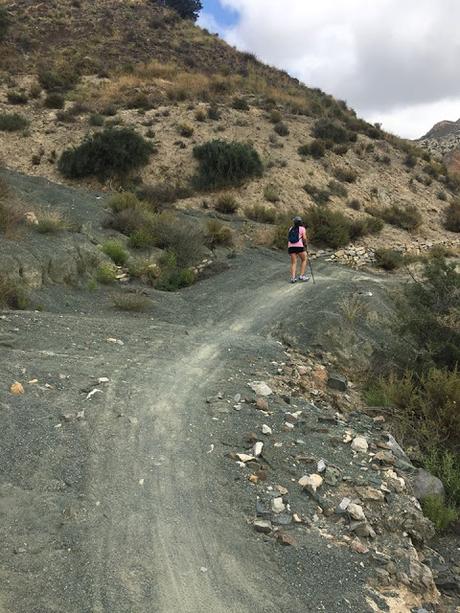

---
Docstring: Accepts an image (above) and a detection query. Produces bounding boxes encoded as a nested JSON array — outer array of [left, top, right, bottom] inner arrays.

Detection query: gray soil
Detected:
[[0, 172, 448, 613]]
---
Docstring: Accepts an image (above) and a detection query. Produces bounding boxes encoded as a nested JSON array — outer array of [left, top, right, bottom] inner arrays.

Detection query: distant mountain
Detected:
[[421, 118, 460, 140], [418, 118, 460, 175]]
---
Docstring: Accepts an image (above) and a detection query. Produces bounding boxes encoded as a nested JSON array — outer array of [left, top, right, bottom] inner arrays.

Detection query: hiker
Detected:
[[288, 216, 309, 283]]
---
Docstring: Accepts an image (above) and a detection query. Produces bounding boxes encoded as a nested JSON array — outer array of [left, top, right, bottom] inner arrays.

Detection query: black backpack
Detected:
[[288, 226, 300, 243]]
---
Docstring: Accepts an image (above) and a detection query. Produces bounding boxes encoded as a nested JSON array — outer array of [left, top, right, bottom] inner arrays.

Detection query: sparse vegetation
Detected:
[[193, 140, 263, 189], [232, 97, 249, 111], [313, 119, 356, 144], [333, 167, 358, 183], [269, 110, 282, 124], [38, 65, 79, 93], [0, 112, 29, 132], [0, 277, 28, 310], [374, 248, 405, 270], [96, 263, 118, 284], [303, 182, 331, 205], [328, 180, 348, 198], [264, 183, 280, 203], [368, 203, 422, 231], [112, 291, 151, 312], [7, 91, 28, 105], [298, 140, 326, 159], [35, 211, 68, 234], [245, 204, 276, 224], [44, 93, 65, 109], [89, 113, 105, 127], [155, 251, 195, 292], [303, 208, 351, 248], [205, 219, 233, 248], [58, 128, 154, 180], [178, 123, 194, 137], [422, 495, 458, 533], [348, 199, 361, 210], [102, 240, 128, 266], [0, 6, 10, 41], [274, 122, 289, 137]]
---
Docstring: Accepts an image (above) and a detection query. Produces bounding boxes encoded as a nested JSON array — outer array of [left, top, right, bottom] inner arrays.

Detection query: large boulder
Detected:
[[413, 468, 445, 502]]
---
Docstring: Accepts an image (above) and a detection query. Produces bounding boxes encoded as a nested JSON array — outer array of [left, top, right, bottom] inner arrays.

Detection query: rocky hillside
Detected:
[[418, 118, 460, 176]]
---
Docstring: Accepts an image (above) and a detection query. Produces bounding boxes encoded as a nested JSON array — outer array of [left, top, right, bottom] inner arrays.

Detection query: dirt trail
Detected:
[[0, 246, 393, 613]]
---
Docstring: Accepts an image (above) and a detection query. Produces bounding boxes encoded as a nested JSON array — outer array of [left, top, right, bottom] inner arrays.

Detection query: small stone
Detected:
[[252, 442, 264, 457], [236, 453, 255, 463], [254, 519, 272, 534], [327, 373, 348, 392], [10, 381, 24, 395], [261, 424, 272, 436], [373, 416, 386, 424], [98, 377, 109, 384], [336, 497, 351, 514], [298, 474, 323, 493], [413, 468, 445, 501], [248, 474, 259, 484], [297, 366, 308, 376], [347, 503, 366, 521], [356, 486, 385, 502], [317, 459, 327, 473], [234, 393, 241, 403], [271, 497, 286, 514], [282, 422, 295, 431], [250, 381, 273, 397], [343, 432, 353, 444], [276, 531, 296, 546], [351, 522, 376, 539], [256, 397, 269, 411], [374, 450, 395, 465], [275, 485, 288, 496], [293, 513, 302, 523], [351, 436, 368, 453]]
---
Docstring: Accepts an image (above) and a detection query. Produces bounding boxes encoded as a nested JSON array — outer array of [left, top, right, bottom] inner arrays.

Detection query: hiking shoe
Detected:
[[290, 278, 297, 284], [298, 275, 310, 282]]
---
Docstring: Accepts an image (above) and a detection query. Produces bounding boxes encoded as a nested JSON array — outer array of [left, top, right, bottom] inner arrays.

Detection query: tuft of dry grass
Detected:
[[111, 291, 151, 312], [35, 210, 68, 234]]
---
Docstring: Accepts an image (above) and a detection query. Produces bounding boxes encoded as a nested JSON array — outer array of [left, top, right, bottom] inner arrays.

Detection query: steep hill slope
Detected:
[[419, 118, 460, 175], [0, 0, 459, 264]]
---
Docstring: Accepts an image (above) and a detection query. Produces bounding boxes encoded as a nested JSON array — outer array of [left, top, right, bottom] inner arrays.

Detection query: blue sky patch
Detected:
[[201, 0, 239, 28]]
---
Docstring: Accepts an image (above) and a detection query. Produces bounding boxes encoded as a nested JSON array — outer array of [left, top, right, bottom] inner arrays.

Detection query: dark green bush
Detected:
[[44, 93, 65, 109], [368, 203, 422, 231], [349, 216, 383, 240], [0, 112, 29, 132], [0, 277, 28, 310], [193, 140, 263, 189], [444, 199, 460, 232], [137, 182, 192, 211], [333, 144, 349, 155], [313, 119, 356, 144], [348, 198, 361, 210], [232, 97, 249, 111], [274, 122, 289, 137], [7, 91, 28, 105], [89, 113, 105, 127], [38, 66, 79, 92], [102, 240, 128, 266], [333, 167, 358, 183], [298, 140, 326, 159], [207, 104, 221, 120], [269, 110, 282, 124], [422, 495, 458, 532], [160, 0, 203, 22], [0, 7, 10, 41], [374, 248, 405, 270], [404, 153, 417, 168], [58, 128, 154, 180], [215, 194, 238, 214], [304, 207, 351, 248]]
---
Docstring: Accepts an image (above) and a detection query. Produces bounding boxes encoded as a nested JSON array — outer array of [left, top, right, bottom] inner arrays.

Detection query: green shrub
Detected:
[[328, 180, 348, 198], [333, 167, 358, 183], [333, 144, 349, 155], [38, 66, 79, 92], [44, 93, 65, 109], [374, 248, 405, 270], [404, 153, 417, 168], [193, 140, 263, 189], [137, 183, 192, 211], [348, 198, 361, 210], [298, 140, 326, 159], [215, 193, 238, 214], [102, 240, 128, 266], [89, 113, 105, 127], [0, 277, 28, 310], [274, 122, 289, 137], [0, 6, 10, 41], [304, 207, 351, 248], [58, 128, 153, 180], [422, 496, 458, 532], [156, 252, 196, 292], [0, 112, 29, 132], [444, 199, 460, 232], [437, 190, 447, 201], [96, 263, 117, 284], [108, 192, 141, 213], [313, 119, 356, 144], [7, 91, 28, 105], [264, 183, 280, 203], [207, 104, 221, 120], [303, 182, 331, 205], [151, 212, 205, 266], [269, 110, 282, 124], [232, 97, 249, 111], [369, 203, 422, 231], [206, 219, 233, 248], [29, 83, 42, 99], [245, 204, 276, 224], [112, 291, 151, 312]]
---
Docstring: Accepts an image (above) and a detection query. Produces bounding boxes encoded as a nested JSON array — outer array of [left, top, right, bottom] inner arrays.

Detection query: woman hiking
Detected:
[[288, 216, 309, 283]]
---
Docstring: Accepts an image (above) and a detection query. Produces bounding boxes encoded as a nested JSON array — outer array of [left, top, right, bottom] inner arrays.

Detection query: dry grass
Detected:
[[35, 210, 68, 234], [112, 291, 151, 312]]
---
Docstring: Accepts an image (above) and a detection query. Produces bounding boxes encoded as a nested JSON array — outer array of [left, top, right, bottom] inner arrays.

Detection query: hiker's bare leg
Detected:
[[299, 251, 307, 276], [290, 254, 297, 279]]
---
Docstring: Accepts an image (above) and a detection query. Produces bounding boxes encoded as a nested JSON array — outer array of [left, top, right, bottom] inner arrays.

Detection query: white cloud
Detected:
[[216, 0, 460, 138]]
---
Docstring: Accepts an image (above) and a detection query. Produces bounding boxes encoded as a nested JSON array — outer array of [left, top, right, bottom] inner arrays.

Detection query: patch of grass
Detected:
[[215, 193, 238, 214], [112, 291, 151, 312], [269, 110, 282, 124], [102, 240, 128, 266], [96, 263, 118, 284], [0, 112, 29, 132], [35, 211, 68, 234], [195, 109, 206, 122], [274, 122, 289, 137], [374, 248, 405, 270], [193, 140, 263, 189], [0, 277, 28, 310], [89, 113, 105, 127], [264, 183, 280, 203], [232, 97, 249, 111], [245, 204, 276, 224], [178, 123, 194, 137], [298, 140, 326, 159], [328, 180, 348, 198], [444, 199, 460, 232], [58, 128, 154, 180], [368, 203, 422, 232], [44, 93, 65, 109], [38, 65, 79, 93], [155, 252, 196, 292], [7, 91, 28, 105], [207, 104, 221, 120], [206, 220, 233, 248]]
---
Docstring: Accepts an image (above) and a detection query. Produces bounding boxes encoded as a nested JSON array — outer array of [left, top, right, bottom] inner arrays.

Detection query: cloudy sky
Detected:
[[199, 0, 460, 139]]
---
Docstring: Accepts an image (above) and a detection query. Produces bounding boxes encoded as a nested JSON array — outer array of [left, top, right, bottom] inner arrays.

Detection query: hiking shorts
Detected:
[[288, 246, 306, 254]]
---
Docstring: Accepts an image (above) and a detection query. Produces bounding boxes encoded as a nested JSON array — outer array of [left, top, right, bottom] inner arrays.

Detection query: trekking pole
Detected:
[[305, 243, 316, 284]]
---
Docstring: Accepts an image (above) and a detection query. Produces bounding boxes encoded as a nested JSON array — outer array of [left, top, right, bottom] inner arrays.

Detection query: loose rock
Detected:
[[413, 468, 445, 502], [249, 381, 273, 397], [254, 519, 272, 534], [351, 436, 368, 453], [298, 474, 323, 493], [347, 503, 366, 521], [271, 497, 286, 514], [261, 424, 272, 436]]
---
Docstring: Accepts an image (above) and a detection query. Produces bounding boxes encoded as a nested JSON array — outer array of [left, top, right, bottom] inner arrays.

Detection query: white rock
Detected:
[[336, 497, 351, 514], [236, 453, 255, 463], [298, 474, 323, 493], [351, 436, 369, 453], [343, 432, 353, 444], [271, 497, 286, 514], [347, 503, 366, 521], [284, 422, 295, 431], [261, 424, 272, 435], [249, 381, 273, 397], [317, 459, 327, 473], [252, 442, 264, 457]]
